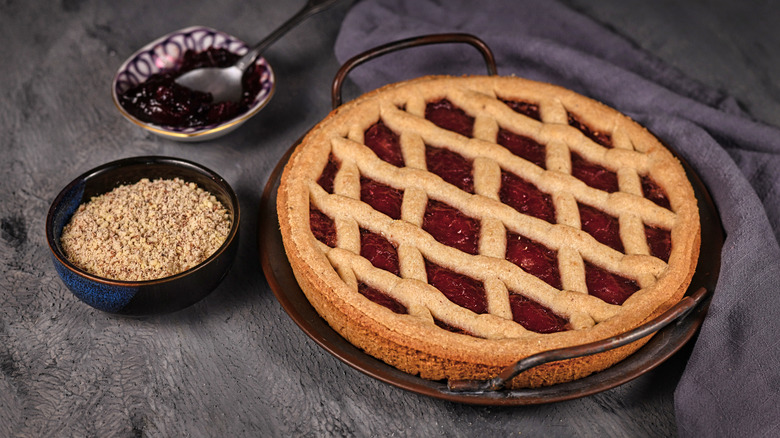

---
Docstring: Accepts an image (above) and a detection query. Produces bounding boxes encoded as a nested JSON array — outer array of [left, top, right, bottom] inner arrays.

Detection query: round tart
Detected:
[[277, 75, 700, 388]]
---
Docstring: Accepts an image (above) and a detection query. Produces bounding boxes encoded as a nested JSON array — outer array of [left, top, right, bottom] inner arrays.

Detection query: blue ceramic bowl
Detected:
[[46, 156, 240, 316], [112, 26, 275, 142]]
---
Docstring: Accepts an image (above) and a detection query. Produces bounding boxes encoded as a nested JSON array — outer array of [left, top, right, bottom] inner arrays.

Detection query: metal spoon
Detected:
[[175, 0, 343, 102]]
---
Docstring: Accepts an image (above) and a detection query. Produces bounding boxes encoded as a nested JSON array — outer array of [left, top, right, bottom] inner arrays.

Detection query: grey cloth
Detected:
[[334, 0, 780, 436]]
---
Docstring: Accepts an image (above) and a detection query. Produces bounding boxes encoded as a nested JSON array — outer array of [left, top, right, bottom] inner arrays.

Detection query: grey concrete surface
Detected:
[[1, 0, 777, 436]]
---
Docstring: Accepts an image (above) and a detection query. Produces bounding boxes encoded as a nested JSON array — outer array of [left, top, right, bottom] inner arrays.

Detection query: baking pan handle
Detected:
[[331, 33, 498, 108], [448, 286, 711, 393]]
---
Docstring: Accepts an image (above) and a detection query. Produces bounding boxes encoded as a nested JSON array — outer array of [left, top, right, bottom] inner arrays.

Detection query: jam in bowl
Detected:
[[112, 26, 275, 141]]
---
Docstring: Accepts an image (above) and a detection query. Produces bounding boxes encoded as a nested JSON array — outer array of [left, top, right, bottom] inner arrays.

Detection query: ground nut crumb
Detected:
[[61, 177, 232, 281]]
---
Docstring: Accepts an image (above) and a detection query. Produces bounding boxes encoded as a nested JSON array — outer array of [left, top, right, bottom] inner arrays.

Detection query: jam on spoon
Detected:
[[118, 47, 266, 128]]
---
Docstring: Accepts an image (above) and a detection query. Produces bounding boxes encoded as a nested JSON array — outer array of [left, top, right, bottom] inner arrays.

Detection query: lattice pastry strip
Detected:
[[278, 75, 700, 388], [310, 205, 616, 338], [309, 167, 626, 335], [378, 101, 676, 231], [328, 136, 667, 279]]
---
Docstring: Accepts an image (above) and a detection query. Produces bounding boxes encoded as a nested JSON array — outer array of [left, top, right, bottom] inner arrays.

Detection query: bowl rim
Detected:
[[46, 155, 241, 286], [111, 25, 276, 140]]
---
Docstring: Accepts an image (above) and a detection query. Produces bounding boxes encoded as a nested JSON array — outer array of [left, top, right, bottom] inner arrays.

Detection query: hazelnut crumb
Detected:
[[61, 178, 232, 281]]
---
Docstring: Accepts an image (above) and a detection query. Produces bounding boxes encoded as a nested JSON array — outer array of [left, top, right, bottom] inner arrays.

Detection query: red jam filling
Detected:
[[568, 113, 612, 148], [571, 152, 619, 193], [360, 177, 403, 220], [434, 319, 476, 336], [358, 282, 407, 314], [118, 48, 265, 128], [578, 203, 624, 252], [641, 175, 672, 210], [425, 99, 474, 138], [500, 99, 541, 121], [509, 294, 569, 333], [425, 145, 474, 193], [585, 262, 639, 305], [645, 225, 672, 262], [500, 170, 556, 223], [505, 232, 562, 289], [364, 120, 404, 167], [360, 228, 400, 276], [422, 200, 480, 255], [317, 154, 340, 194], [425, 260, 487, 314], [309, 207, 336, 248], [497, 128, 547, 169]]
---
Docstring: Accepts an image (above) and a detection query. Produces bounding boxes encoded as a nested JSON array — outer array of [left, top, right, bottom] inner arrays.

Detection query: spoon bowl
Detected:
[[176, 64, 245, 103]]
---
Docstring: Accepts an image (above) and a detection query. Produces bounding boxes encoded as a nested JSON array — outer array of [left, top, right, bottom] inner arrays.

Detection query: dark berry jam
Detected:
[[425, 145, 474, 193], [364, 120, 404, 167], [585, 262, 639, 305], [425, 260, 487, 314], [309, 207, 336, 248], [360, 177, 403, 220], [358, 282, 407, 314], [317, 154, 340, 194], [497, 128, 547, 169], [425, 99, 474, 138], [578, 203, 624, 253], [118, 47, 265, 128], [360, 228, 400, 276], [505, 231, 562, 289], [571, 152, 619, 193], [499, 170, 556, 223], [422, 200, 480, 255], [568, 113, 612, 147], [500, 99, 541, 121], [645, 225, 672, 262], [434, 318, 476, 336], [509, 294, 569, 333], [641, 175, 672, 210]]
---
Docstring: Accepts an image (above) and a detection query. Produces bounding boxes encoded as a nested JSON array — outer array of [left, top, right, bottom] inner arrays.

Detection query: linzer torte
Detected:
[[277, 75, 700, 388]]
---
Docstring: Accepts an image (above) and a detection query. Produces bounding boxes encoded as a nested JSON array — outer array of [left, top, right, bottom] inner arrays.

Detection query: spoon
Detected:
[[175, 0, 343, 103]]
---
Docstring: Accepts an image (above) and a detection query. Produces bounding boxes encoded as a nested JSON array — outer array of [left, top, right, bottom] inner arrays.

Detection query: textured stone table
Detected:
[[1, 0, 777, 436]]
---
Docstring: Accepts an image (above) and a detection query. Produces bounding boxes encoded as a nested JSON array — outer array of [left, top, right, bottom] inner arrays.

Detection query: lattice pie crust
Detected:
[[277, 75, 700, 388]]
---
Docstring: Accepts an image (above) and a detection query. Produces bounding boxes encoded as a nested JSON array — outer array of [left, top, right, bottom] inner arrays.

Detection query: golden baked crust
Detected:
[[277, 75, 700, 388]]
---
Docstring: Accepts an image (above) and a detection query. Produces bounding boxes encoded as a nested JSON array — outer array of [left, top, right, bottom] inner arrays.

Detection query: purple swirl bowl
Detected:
[[112, 26, 275, 141]]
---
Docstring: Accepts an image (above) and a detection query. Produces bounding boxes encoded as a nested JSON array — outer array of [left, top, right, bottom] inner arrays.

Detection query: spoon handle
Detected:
[[236, 0, 343, 71]]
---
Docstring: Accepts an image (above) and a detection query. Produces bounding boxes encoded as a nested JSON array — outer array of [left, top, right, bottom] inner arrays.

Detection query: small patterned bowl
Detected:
[[112, 26, 275, 142], [46, 156, 241, 316]]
